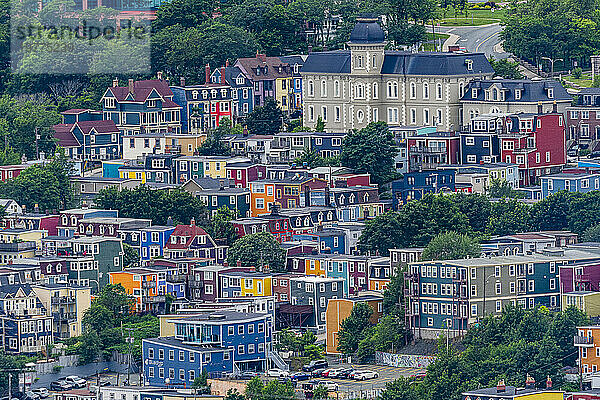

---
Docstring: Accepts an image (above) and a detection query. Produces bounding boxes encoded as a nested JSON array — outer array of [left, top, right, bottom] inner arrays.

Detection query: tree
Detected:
[[245, 97, 284, 135], [337, 302, 373, 354], [490, 58, 523, 79], [293, 148, 339, 168], [78, 330, 102, 364], [92, 284, 134, 320], [225, 389, 244, 400], [341, 122, 397, 186], [123, 244, 140, 268], [383, 274, 404, 316], [0, 149, 74, 211], [488, 178, 524, 199], [581, 223, 600, 242], [485, 199, 531, 236], [421, 232, 481, 261], [357, 315, 411, 361], [206, 206, 239, 246], [82, 303, 114, 332], [358, 212, 405, 256], [197, 118, 233, 156], [94, 186, 208, 226], [312, 385, 329, 400], [226, 232, 286, 271]]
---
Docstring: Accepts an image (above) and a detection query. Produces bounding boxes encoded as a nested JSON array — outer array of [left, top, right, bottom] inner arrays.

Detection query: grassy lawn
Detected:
[[437, 7, 505, 26], [562, 72, 594, 88]]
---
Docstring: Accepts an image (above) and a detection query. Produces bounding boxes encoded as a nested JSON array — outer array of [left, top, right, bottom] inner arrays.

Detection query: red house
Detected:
[[500, 112, 566, 186], [226, 160, 266, 188], [0, 164, 28, 182], [407, 132, 460, 171], [231, 205, 294, 243]]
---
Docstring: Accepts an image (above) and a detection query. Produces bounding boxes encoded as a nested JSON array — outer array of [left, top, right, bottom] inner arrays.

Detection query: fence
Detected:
[[374, 352, 436, 369], [34, 355, 80, 374]]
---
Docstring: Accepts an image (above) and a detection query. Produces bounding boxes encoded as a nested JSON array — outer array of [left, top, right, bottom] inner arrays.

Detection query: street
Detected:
[[434, 23, 507, 60]]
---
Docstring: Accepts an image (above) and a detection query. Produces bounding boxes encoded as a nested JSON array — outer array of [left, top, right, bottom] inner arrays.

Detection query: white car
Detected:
[[63, 376, 86, 388], [318, 381, 339, 392], [266, 369, 289, 378], [353, 370, 379, 381], [31, 388, 50, 399], [326, 368, 345, 378]]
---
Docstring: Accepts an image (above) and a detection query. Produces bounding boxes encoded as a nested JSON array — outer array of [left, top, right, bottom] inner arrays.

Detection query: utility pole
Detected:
[[34, 128, 40, 160], [541, 57, 564, 79]]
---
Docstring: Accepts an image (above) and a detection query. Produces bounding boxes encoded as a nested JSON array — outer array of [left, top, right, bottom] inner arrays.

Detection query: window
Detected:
[[423, 82, 429, 99], [335, 106, 341, 122], [334, 80, 340, 97], [465, 137, 475, 146], [238, 325, 244, 335], [387, 82, 398, 99], [320, 80, 327, 97], [308, 80, 314, 97], [467, 155, 476, 163], [169, 350, 174, 360], [321, 106, 327, 121], [410, 82, 416, 99], [238, 345, 245, 354], [372, 82, 378, 99], [387, 108, 399, 124]]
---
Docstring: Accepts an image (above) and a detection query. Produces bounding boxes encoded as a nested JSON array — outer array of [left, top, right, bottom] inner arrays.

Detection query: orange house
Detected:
[[304, 256, 328, 277], [250, 181, 276, 216], [325, 294, 383, 354], [575, 326, 600, 374], [109, 268, 165, 313]]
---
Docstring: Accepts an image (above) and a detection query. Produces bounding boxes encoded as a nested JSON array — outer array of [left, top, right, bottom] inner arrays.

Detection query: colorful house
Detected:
[[140, 226, 176, 261], [163, 221, 227, 263], [219, 271, 273, 298], [210, 63, 255, 122]]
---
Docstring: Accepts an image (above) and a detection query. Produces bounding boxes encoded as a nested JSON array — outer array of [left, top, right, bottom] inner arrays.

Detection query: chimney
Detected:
[[308, 45, 313, 53], [552, 100, 557, 113], [537, 101, 543, 115], [128, 79, 134, 94], [242, 126, 249, 137], [546, 376, 552, 389], [205, 64, 211, 84], [167, 216, 173, 226], [225, 59, 229, 67], [180, 77, 186, 87], [190, 217, 195, 226], [496, 380, 506, 393], [34, 203, 39, 213], [219, 179, 225, 190], [112, 78, 118, 87], [525, 374, 535, 389], [220, 66, 226, 84], [237, 259, 242, 267], [157, 71, 163, 80]]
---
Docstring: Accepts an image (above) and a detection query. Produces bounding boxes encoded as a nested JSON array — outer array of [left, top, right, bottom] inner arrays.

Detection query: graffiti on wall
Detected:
[[375, 351, 436, 369]]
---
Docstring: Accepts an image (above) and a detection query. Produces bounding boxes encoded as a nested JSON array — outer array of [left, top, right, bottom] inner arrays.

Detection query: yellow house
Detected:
[[462, 379, 562, 400], [275, 77, 293, 114], [32, 284, 91, 339], [0, 229, 48, 252], [166, 133, 207, 156], [562, 291, 600, 318], [241, 274, 272, 297], [119, 168, 148, 183], [200, 156, 230, 179], [305, 257, 326, 277]]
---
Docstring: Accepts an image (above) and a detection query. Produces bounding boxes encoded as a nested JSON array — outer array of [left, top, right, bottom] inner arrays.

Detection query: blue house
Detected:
[[540, 172, 600, 199], [391, 170, 456, 209], [279, 55, 306, 119], [460, 115, 501, 164], [142, 311, 272, 386], [294, 228, 346, 255], [140, 226, 176, 261], [210, 66, 254, 123]]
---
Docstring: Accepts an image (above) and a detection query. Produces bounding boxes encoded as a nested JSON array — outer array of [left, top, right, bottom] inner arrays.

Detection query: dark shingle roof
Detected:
[[462, 79, 571, 102], [52, 124, 80, 147], [301, 51, 351, 74], [349, 17, 385, 44]]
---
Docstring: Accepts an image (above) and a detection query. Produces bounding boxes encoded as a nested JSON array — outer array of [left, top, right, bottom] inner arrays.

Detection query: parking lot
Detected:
[[306, 364, 425, 391]]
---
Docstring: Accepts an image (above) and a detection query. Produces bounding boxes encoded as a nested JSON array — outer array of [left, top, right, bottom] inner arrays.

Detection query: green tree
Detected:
[[197, 118, 233, 156], [341, 122, 397, 186], [337, 302, 373, 354], [225, 389, 244, 400], [490, 58, 523, 79], [421, 232, 481, 261], [245, 97, 284, 135], [123, 244, 140, 268], [581, 223, 600, 242], [82, 303, 114, 332], [485, 199, 531, 236], [0, 149, 74, 211], [358, 212, 405, 256], [529, 191, 573, 231], [226, 232, 286, 271], [312, 385, 328, 400], [488, 178, 524, 199], [206, 206, 239, 246], [92, 284, 134, 320], [314, 116, 325, 132], [94, 186, 208, 226], [383, 273, 404, 315], [78, 330, 102, 364]]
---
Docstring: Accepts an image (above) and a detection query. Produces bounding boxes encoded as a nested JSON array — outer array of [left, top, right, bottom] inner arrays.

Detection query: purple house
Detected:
[[560, 260, 600, 293]]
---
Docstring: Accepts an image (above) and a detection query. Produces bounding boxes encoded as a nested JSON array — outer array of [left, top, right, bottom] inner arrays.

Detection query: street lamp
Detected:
[[541, 56, 564, 79]]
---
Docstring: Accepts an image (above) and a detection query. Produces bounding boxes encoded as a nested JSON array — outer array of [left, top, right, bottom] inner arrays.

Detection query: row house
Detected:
[[309, 186, 384, 222], [404, 247, 600, 339], [294, 228, 346, 255], [211, 62, 255, 121], [443, 163, 519, 189], [142, 310, 273, 385], [101, 77, 182, 135], [119, 154, 180, 185], [279, 55, 306, 118], [234, 53, 292, 110], [249, 176, 328, 217], [225, 160, 265, 188], [53, 109, 121, 161], [175, 156, 248, 183], [391, 169, 456, 208], [72, 176, 142, 203], [279, 206, 339, 234], [368, 257, 392, 291], [163, 221, 227, 264], [219, 271, 272, 298], [32, 284, 91, 340], [566, 88, 600, 152], [322, 255, 370, 296], [267, 132, 345, 163], [58, 208, 119, 238], [231, 207, 294, 243], [407, 131, 460, 172], [289, 276, 344, 331], [171, 71, 233, 134], [461, 78, 571, 125], [540, 171, 600, 199], [140, 226, 176, 261], [460, 114, 502, 164], [193, 187, 251, 218], [499, 111, 567, 186], [226, 134, 274, 163], [76, 217, 152, 238], [0, 284, 54, 354]]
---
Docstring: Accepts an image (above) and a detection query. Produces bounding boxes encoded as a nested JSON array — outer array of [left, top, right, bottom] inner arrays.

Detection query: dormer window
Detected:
[[471, 88, 478, 98], [221, 89, 227, 97], [547, 88, 554, 99], [202, 91, 208, 99], [236, 76, 244, 85], [515, 89, 521, 100], [465, 59, 473, 71], [211, 89, 217, 98], [192, 91, 198, 100], [104, 98, 116, 108], [147, 100, 157, 108], [171, 236, 177, 244]]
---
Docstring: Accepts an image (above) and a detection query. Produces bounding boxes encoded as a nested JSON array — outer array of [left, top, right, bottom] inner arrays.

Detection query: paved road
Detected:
[[433, 23, 507, 60]]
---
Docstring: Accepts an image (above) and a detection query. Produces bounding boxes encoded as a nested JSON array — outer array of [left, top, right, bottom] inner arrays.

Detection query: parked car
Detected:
[[589, 151, 600, 159], [291, 372, 311, 381], [320, 368, 334, 377], [353, 370, 379, 381], [24, 392, 39, 400], [63, 376, 86, 388], [235, 371, 260, 380], [311, 369, 326, 378], [325, 368, 345, 378], [338, 368, 355, 379], [266, 369, 289, 378], [302, 359, 329, 372], [49, 381, 73, 391], [31, 389, 49, 399], [312, 381, 338, 392]]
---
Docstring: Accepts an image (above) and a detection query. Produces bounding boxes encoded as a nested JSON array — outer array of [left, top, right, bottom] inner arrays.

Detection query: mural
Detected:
[[375, 351, 436, 369]]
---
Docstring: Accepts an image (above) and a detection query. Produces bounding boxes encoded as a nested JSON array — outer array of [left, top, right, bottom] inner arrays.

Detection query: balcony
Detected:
[[182, 334, 220, 344], [167, 274, 186, 283], [0, 242, 36, 251], [142, 281, 156, 289], [165, 145, 182, 154], [409, 146, 447, 154], [142, 295, 166, 304], [51, 296, 75, 305], [574, 335, 594, 346], [53, 311, 76, 321], [189, 280, 204, 288]]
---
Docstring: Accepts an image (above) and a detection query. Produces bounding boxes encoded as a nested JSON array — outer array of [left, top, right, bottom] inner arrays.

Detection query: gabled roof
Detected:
[[236, 55, 292, 81], [52, 124, 80, 148], [462, 79, 571, 102], [76, 120, 119, 134], [105, 79, 177, 104], [164, 223, 211, 250]]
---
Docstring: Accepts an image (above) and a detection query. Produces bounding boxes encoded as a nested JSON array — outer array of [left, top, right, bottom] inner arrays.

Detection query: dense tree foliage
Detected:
[[275, 330, 323, 360], [337, 302, 374, 354], [94, 186, 208, 226], [226, 232, 287, 271], [379, 305, 588, 400], [341, 122, 397, 186], [489, 58, 523, 79], [421, 231, 481, 261], [245, 97, 284, 135], [0, 150, 74, 211], [245, 377, 296, 400]]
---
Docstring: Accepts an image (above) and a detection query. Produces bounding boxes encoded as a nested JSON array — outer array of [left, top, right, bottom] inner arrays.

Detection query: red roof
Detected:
[[62, 109, 92, 114], [107, 79, 176, 103], [164, 223, 209, 249], [52, 124, 80, 147], [76, 120, 119, 134]]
